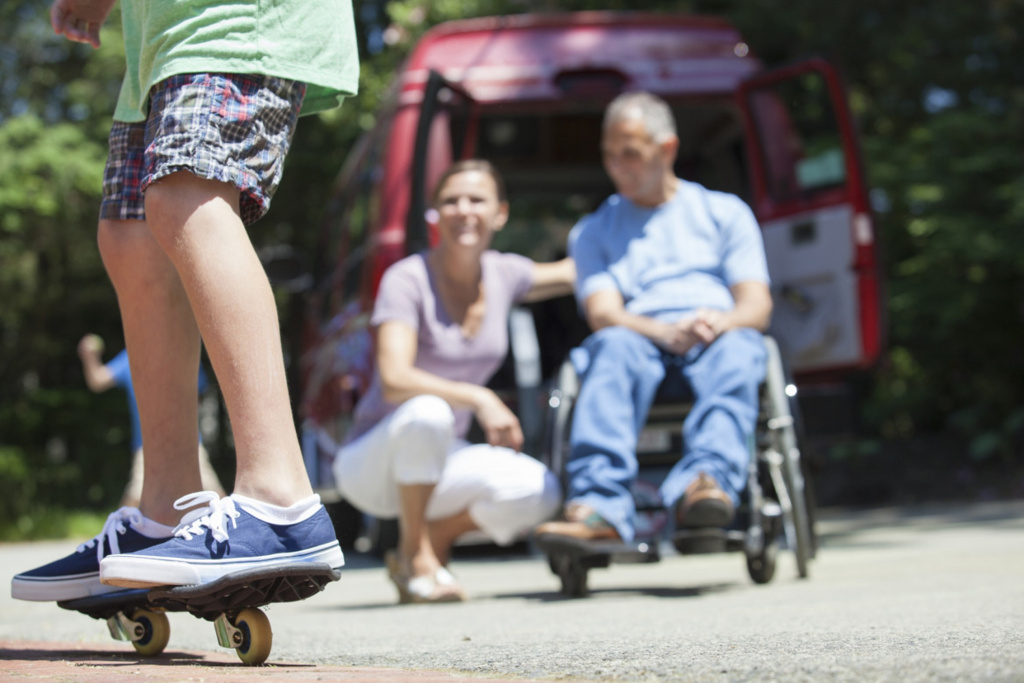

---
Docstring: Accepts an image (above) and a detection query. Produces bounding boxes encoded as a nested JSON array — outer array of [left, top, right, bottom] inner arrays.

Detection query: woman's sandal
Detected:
[[385, 550, 467, 604]]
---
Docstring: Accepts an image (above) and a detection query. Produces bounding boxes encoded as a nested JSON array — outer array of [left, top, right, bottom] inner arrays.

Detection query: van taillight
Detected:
[[852, 212, 874, 269]]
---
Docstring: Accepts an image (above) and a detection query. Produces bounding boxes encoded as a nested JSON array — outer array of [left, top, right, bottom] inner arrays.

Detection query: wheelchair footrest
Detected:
[[672, 528, 746, 555], [535, 533, 660, 566]]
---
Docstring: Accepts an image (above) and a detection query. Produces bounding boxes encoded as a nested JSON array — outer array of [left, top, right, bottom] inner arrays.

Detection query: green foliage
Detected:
[[1, 0, 1023, 537], [843, 1, 1024, 459], [0, 1, 131, 536]]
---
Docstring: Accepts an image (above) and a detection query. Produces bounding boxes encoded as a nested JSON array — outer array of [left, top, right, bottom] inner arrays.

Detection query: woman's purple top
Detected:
[[346, 250, 534, 442]]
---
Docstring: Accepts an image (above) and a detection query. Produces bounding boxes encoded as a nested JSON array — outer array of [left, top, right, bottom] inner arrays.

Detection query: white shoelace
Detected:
[[172, 491, 240, 542], [78, 507, 145, 565]]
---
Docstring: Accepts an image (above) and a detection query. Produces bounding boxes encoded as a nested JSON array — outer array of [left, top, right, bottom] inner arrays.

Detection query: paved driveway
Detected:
[[2, 500, 1023, 681]]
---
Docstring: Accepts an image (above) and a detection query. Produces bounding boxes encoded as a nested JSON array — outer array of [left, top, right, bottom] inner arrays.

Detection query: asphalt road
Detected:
[[2, 500, 1023, 682]]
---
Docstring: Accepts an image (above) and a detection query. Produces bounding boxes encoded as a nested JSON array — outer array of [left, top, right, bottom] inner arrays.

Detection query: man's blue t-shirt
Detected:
[[569, 179, 769, 323], [105, 349, 208, 452]]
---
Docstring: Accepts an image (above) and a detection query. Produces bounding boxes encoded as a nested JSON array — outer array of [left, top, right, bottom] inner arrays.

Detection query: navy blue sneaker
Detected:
[[11, 508, 172, 601], [99, 492, 345, 588]]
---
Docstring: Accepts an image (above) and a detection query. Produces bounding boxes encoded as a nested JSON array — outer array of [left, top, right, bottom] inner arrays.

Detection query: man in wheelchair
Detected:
[[535, 91, 773, 545]]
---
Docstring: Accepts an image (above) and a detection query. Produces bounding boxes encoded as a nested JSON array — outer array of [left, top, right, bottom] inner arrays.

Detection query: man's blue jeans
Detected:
[[566, 326, 766, 542]]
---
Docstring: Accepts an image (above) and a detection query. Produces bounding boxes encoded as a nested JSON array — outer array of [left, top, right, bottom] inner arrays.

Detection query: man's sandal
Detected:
[[534, 503, 621, 542]]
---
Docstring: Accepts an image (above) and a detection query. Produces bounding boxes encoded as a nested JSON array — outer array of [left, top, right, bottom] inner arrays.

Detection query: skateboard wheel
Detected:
[[128, 609, 170, 657], [232, 608, 273, 665]]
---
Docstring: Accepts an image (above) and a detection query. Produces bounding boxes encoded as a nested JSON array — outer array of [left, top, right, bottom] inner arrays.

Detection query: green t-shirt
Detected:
[[114, 0, 359, 122]]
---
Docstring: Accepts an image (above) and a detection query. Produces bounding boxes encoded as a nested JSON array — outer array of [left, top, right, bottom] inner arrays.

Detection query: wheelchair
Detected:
[[538, 335, 816, 597]]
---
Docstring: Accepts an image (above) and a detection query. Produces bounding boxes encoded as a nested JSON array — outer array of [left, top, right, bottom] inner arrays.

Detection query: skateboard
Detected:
[[59, 562, 342, 665], [58, 588, 177, 657]]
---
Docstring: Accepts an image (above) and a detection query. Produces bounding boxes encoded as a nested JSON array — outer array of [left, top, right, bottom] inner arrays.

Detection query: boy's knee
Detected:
[[97, 218, 137, 259], [143, 171, 238, 247], [97, 218, 173, 290], [141, 175, 180, 226]]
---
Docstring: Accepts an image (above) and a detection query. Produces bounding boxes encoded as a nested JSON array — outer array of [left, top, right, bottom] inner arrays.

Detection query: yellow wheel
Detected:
[[129, 609, 170, 657], [233, 608, 273, 666]]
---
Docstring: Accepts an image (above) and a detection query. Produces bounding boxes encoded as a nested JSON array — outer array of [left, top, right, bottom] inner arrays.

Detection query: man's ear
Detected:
[[492, 201, 510, 231], [660, 135, 680, 167]]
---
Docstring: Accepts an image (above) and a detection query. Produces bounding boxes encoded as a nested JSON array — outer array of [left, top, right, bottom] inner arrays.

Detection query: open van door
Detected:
[[405, 69, 549, 450], [406, 69, 479, 254], [738, 58, 883, 378]]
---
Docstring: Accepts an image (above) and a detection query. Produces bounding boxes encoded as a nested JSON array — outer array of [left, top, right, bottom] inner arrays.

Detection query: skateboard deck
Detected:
[[148, 562, 341, 618], [59, 588, 166, 621], [534, 532, 660, 566], [58, 563, 342, 665]]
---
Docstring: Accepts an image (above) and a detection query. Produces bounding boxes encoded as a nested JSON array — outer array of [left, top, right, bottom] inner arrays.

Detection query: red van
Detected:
[[292, 12, 884, 512]]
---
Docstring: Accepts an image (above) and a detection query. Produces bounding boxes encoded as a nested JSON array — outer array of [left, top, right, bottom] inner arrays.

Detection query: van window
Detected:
[[746, 72, 848, 201], [480, 100, 750, 262], [673, 102, 750, 201], [472, 101, 747, 381]]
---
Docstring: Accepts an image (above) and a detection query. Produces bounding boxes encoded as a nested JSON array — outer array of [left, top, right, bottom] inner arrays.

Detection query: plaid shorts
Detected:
[[100, 73, 306, 226]]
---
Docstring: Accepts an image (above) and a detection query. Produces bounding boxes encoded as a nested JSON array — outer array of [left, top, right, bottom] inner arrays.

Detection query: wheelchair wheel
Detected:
[[551, 552, 589, 598], [543, 359, 580, 478], [790, 398, 820, 559], [762, 337, 813, 579], [746, 539, 778, 585]]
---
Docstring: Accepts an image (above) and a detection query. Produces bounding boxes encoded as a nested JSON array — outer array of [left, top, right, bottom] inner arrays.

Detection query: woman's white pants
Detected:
[[333, 395, 561, 546]]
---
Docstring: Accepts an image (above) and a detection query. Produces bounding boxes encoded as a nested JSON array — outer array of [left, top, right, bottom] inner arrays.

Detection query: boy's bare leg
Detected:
[[144, 171, 312, 507], [98, 218, 203, 526]]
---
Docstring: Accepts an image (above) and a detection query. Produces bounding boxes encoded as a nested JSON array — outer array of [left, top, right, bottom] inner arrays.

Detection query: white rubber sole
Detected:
[[11, 573, 128, 602], [99, 542, 345, 588]]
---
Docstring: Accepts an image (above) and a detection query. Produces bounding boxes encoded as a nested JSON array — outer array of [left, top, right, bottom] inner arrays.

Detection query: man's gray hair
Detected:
[[603, 91, 677, 143]]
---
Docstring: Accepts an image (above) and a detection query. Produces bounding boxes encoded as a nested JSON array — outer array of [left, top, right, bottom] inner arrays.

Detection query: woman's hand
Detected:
[[473, 388, 524, 452]]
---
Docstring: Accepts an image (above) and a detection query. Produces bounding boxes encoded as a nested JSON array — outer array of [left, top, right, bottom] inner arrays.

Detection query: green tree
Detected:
[[0, 3, 129, 537], [2, 0, 1023, 537]]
